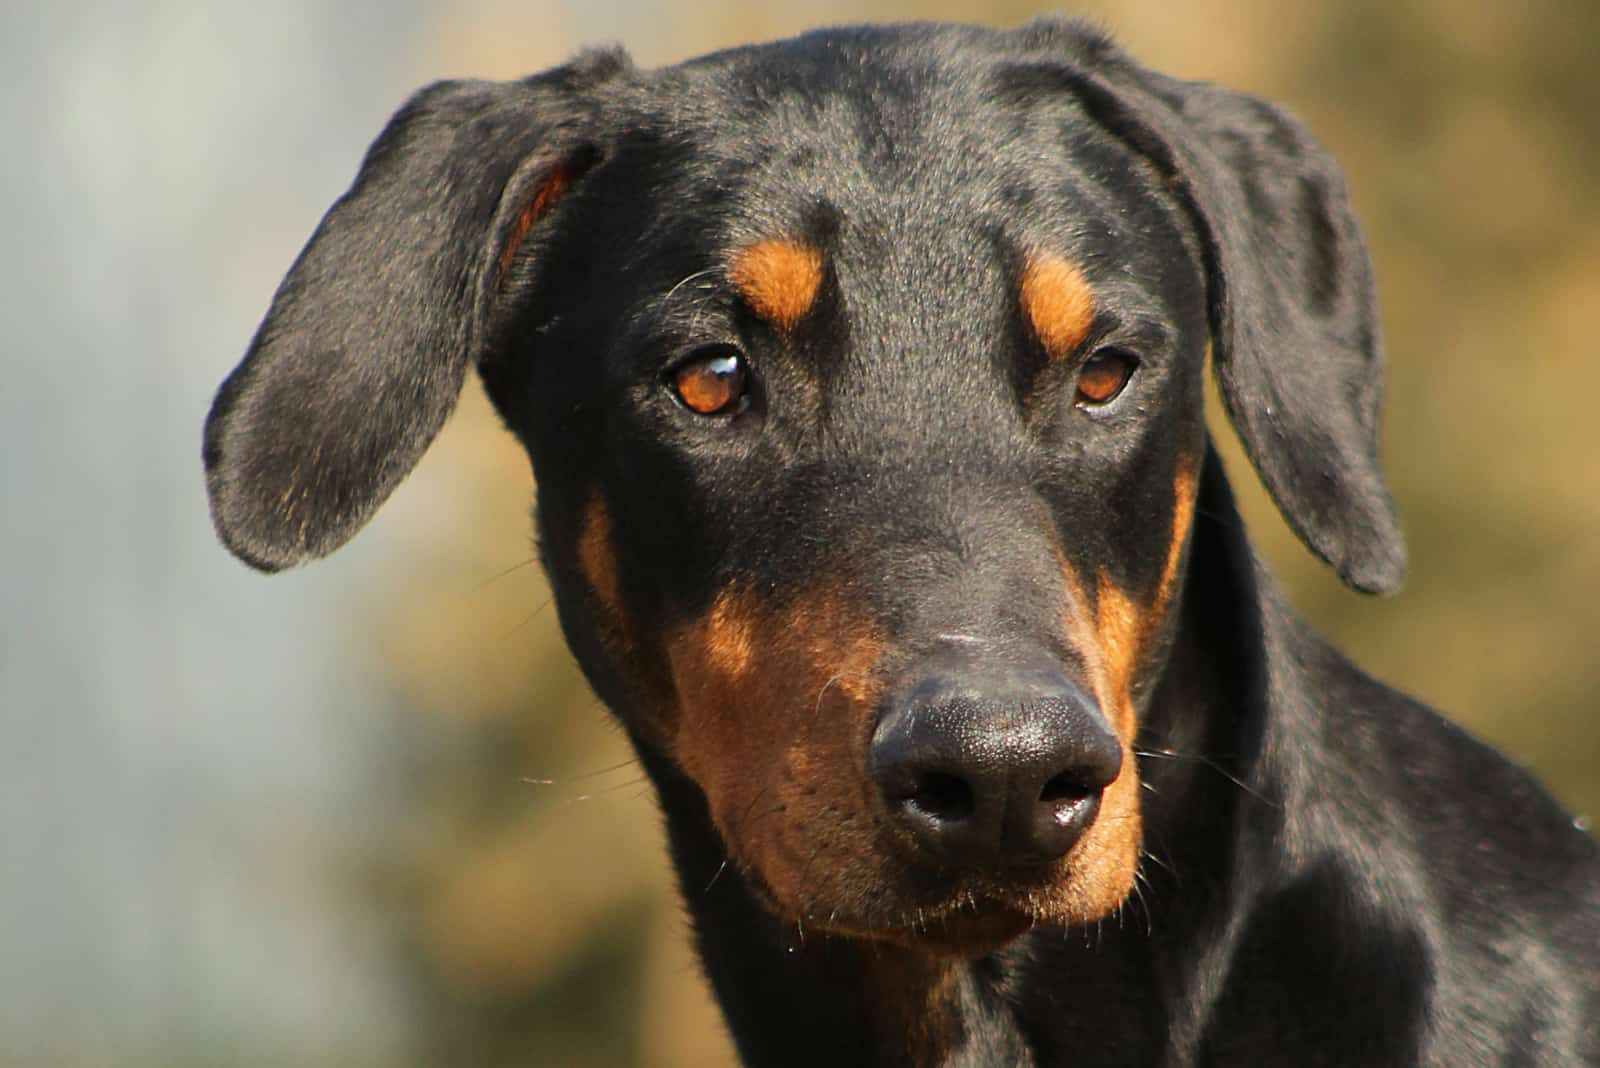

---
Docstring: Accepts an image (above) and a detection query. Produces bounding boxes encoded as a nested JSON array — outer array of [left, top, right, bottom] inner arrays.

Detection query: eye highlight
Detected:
[[671, 346, 749, 416], [1074, 349, 1137, 408]]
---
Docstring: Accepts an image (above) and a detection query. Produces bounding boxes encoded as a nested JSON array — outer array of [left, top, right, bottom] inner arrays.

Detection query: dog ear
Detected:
[[1052, 43, 1405, 594], [204, 50, 627, 572]]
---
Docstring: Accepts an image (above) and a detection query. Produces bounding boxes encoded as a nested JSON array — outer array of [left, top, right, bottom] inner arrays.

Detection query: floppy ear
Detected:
[[204, 50, 627, 572], [1055, 43, 1405, 594]]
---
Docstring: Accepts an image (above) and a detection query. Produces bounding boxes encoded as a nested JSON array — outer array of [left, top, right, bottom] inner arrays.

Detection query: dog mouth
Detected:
[[869, 898, 1044, 956], [707, 733, 1139, 957], [800, 892, 1055, 959], [733, 849, 1078, 957]]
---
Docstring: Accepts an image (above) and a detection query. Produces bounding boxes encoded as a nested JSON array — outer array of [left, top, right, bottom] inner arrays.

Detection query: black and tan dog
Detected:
[[204, 19, 1598, 1066]]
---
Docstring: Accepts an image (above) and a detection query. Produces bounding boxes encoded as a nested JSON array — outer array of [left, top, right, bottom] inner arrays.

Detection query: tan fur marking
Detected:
[[667, 580, 884, 919], [1048, 455, 1203, 921], [1055, 557, 1142, 923], [1087, 453, 1201, 715], [729, 238, 824, 331], [704, 589, 756, 679], [497, 163, 572, 282], [577, 493, 621, 613], [1056, 559, 1113, 714], [1061, 750, 1142, 918], [1019, 253, 1096, 359], [1154, 459, 1199, 617], [1091, 579, 1144, 739]]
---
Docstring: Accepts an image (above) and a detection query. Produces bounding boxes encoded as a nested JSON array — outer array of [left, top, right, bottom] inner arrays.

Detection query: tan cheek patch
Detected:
[[1019, 253, 1096, 359], [1095, 454, 1200, 697], [728, 238, 824, 332], [703, 589, 755, 679], [1070, 454, 1202, 721], [1053, 459, 1199, 921], [1052, 562, 1144, 922], [666, 583, 884, 912], [1059, 745, 1144, 921], [1090, 579, 1143, 741], [1154, 459, 1199, 617]]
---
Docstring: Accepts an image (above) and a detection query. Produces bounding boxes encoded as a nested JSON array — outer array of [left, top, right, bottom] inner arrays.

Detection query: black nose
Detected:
[[870, 654, 1123, 869]]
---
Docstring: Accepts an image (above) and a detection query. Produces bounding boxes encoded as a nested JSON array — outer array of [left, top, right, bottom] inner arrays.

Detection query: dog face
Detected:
[[205, 20, 1402, 954]]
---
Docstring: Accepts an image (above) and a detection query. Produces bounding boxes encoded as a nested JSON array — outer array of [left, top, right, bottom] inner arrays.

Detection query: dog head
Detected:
[[205, 19, 1401, 953]]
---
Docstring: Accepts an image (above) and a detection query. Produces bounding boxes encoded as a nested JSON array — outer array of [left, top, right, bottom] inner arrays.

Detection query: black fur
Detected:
[[205, 19, 1598, 1066]]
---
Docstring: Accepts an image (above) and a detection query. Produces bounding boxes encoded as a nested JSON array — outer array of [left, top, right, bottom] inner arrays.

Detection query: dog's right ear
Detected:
[[204, 50, 627, 572]]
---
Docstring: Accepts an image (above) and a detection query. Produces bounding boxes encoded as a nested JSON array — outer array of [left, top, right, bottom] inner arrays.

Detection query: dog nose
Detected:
[[870, 657, 1123, 868]]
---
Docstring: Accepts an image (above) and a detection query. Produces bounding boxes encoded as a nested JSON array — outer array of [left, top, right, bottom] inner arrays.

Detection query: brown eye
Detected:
[[672, 347, 748, 415], [1074, 349, 1137, 407]]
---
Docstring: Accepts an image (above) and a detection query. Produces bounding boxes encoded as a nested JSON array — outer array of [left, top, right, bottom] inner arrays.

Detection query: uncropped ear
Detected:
[[1043, 34, 1405, 593], [204, 49, 627, 572]]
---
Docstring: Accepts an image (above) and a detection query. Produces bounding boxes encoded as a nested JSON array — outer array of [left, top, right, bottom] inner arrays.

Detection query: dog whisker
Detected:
[[1134, 746, 1276, 805], [475, 555, 541, 591]]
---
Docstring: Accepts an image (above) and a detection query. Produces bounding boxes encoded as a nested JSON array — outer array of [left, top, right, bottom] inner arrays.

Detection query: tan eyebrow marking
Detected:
[[728, 238, 824, 332], [1019, 253, 1096, 359]]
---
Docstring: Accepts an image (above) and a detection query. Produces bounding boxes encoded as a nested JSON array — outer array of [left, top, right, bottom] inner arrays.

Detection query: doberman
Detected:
[[204, 18, 1599, 1066]]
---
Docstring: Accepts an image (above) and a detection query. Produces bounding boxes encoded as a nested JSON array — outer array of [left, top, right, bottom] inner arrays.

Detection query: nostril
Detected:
[[1036, 771, 1103, 848], [909, 771, 976, 823], [1038, 770, 1094, 807]]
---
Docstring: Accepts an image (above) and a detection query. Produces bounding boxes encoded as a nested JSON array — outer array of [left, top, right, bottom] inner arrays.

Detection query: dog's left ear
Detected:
[[1047, 34, 1405, 593]]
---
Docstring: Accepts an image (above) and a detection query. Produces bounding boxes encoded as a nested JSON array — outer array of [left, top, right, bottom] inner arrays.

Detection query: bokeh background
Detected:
[[3, 1, 1595, 1064]]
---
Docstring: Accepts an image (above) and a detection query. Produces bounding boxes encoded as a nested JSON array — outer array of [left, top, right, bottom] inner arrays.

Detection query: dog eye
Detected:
[[1074, 349, 1137, 407], [671, 346, 749, 416]]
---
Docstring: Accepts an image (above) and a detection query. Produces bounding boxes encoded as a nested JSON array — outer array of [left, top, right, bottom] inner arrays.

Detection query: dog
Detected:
[[204, 18, 1599, 1066]]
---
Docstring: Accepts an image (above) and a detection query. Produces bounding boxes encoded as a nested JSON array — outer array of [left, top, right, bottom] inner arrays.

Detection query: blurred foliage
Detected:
[[351, 3, 1597, 1065]]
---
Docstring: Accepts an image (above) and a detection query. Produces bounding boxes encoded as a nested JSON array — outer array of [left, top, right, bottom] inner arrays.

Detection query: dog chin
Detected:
[[794, 895, 1066, 959], [875, 908, 1042, 958], [730, 823, 1138, 956], [759, 877, 1082, 959]]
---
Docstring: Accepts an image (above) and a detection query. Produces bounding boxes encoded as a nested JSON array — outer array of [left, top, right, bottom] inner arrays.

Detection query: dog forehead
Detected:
[[669, 45, 1064, 191], [627, 43, 1186, 283]]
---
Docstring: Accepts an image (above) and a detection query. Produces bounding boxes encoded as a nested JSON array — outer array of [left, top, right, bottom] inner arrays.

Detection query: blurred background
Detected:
[[2, 0, 1595, 1064]]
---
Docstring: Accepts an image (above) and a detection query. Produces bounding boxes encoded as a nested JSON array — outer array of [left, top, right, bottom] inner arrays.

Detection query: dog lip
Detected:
[[766, 866, 1069, 953], [873, 902, 1039, 957], [784, 899, 1038, 956]]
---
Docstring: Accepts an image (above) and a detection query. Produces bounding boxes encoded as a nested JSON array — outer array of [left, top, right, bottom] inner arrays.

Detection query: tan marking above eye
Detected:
[[728, 238, 824, 331], [1019, 253, 1096, 359]]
